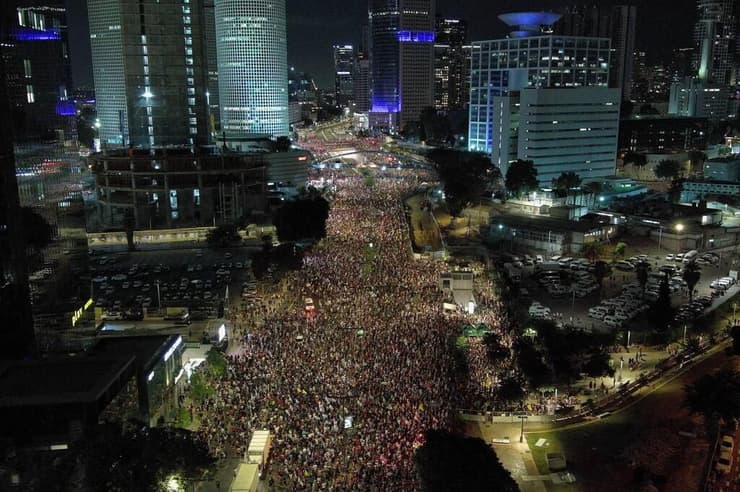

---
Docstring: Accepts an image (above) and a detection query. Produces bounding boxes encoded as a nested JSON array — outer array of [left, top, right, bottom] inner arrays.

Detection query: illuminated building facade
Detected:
[[434, 17, 469, 111], [89, 0, 211, 147], [333, 44, 355, 108], [369, 0, 435, 130], [468, 12, 611, 154], [215, 0, 289, 139]]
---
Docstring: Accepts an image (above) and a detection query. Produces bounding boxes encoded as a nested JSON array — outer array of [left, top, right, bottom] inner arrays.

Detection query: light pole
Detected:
[[683, 324, 688, 344], [519, 414, 528, 443], [657, 225, 664, 250], [733, 303, 737, 326], [155, 280, 161, 311]]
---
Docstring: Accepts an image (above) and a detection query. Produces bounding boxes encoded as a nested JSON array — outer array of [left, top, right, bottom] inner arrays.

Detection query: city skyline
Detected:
[[66, 0, 698, 90]]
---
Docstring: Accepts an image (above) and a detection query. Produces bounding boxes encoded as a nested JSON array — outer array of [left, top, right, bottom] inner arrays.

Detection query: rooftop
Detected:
[[493, 214, 607, 233], [0, 356, 134, 407], [91, 334, 181, 373]]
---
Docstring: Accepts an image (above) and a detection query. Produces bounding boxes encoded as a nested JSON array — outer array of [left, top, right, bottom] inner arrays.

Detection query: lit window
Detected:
[[26, 85, 34, 103], [23, 59, 31, 78]]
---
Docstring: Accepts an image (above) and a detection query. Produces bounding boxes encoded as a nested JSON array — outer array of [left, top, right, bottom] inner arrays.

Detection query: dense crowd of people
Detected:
[[196, 167, 514, 489]]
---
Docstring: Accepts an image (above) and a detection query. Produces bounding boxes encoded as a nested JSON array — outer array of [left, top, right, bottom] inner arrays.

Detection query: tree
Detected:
[[581, 241, 603, 263], [514, 338, 551, 390], [123, 208, 136, 252], [731, 326, 740, 355], [635, 261, 649, 296], [497, 377, 525, 405], [684, 369, 740, 424], [655, 159, 681, 180], [420, 106, 452, 144], [428, 149, 494, 216], [612, 242, 627, 261], [415, 430, 519, 492], [552, 171, 582, 197], [582, 349, 615, 382], [648, 276, 673, 332], [20, 207, 54, 250], [583, 181, 603, 196], [274, 136, 291, 151], [79, 423, 215, 492], [623, 151, 647, 178], [482, 332, 509, 364], [505, 159, 538, 198], [273, 192, 330, 242], [592, 261, 611, 296], [682, 261, 701, 302], [206, 224, 240, 247], [206, 349, 227, 378]]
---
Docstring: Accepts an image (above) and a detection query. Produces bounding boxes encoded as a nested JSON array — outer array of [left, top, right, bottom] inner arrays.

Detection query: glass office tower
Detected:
[[215, 0, 289, 139]]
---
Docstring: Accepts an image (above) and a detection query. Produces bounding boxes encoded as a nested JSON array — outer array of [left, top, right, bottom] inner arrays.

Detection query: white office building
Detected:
[[215, 0, 289, 140], [492, 87, 620, 185], [468, 12, 611, 155]]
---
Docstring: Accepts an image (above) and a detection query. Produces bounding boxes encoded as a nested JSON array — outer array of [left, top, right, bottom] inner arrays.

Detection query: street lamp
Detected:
[[519, 414, 528, 443], [675, 223, 684, 233]]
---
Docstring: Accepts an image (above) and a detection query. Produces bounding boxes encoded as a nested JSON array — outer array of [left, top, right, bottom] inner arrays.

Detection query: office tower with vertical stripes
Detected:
[[88, 0, 211, 147]]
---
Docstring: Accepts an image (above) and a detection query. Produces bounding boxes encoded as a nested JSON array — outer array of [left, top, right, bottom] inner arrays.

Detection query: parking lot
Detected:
[[507, 249, 737, 334], [89, 247, 254, 321]]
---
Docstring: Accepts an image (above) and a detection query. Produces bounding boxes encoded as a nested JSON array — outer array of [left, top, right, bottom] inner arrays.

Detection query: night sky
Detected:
[[67, 0, 695, 91]]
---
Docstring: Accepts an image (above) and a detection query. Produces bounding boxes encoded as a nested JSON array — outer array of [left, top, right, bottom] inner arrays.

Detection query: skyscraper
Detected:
[[353, 28, 371, 113], [555, 5, 636, 102], [203, 0, 220, 132], [471, 13, 619, 184], [694, 0, 736, 84], [215, 0, 289, 141], [333, 45, 355, 109], [469, 12, 611, 155], [369, 0, 435, 130], [0, 23, 36, 359], [88, 0, 211, 147], [434, 17, 468, 112]]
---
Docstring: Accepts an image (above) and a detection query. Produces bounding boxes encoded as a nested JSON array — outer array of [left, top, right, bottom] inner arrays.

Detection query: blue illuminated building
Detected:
[[14, 27, 61, 41], [397, 31, 435, 43], [369, 0, 435, 130]]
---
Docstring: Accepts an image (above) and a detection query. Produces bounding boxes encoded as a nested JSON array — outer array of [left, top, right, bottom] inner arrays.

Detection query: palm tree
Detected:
[[682, 261, 701, 302], [593, 261, 610, 298], [581, 241, 603, 263], [635, 262, 649, 297]]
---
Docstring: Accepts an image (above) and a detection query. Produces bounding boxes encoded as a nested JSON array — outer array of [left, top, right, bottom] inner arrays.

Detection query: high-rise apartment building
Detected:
[[88, 0, 211, 147], [368, 0, 435, 130], [668, 0, 736, 120], [694, 0, 736, 85], [333, 45, 355, 109], [434, 17, 469, 112], [555, 5, 636, 102], [468, 12, 611, 155], [215, 0, 289, 142]]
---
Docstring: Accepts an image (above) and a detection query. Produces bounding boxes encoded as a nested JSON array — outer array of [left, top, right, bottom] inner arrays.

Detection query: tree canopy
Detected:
[[504, 160, 538, 198], [648, 276, 673, 332], [655, 159, 681, 180], [79, 423, 215, 492], [415, 429, 519, 492], [273, 189, 330, 242], [684, 369, 740, 424], [682, 261, 701, 302], [428, 149, 494, 216], [581, 242, 603, 263], [552, 171, 581, 197], [206, 224, 240, 247], [622, 151, 647, 168]]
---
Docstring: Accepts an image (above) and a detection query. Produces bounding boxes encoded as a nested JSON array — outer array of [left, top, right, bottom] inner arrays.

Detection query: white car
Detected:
[[665, 254, 674, 261], [111, 274, 127, 281]]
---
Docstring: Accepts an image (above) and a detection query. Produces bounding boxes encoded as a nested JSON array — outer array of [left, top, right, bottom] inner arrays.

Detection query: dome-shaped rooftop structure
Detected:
[[498, 12, 561, 36]]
